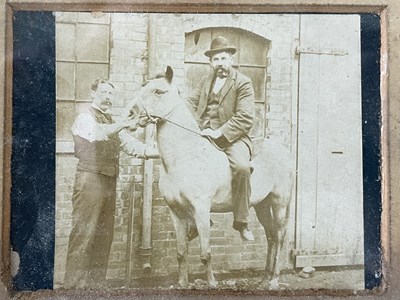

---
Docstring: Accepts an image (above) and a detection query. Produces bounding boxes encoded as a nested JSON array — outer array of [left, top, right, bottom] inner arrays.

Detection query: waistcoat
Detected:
[[205, 90, 223, 130], [74, 107, 120, 177]]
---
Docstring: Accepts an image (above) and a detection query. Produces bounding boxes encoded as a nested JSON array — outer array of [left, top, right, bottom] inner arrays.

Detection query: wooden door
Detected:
[[295, 15, 364, 267]]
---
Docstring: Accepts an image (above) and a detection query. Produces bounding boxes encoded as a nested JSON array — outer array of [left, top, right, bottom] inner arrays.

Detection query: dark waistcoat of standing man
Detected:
[[74, 106, 121, 177]]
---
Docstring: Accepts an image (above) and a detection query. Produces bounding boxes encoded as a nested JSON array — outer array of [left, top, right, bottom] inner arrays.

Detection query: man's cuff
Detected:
[[220, 125, 236, 143]]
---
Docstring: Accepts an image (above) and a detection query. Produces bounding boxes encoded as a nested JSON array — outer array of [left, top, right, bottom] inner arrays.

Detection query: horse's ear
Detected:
[[165, 66, 173, 84]]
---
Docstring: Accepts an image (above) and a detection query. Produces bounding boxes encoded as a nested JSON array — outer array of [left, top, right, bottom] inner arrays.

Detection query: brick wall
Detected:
[[55, 154, 77, 287], [55, 12, 298, 287], [106, 13, 149, 281]]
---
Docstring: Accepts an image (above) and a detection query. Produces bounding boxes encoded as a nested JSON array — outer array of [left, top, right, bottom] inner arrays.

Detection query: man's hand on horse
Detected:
[[200, 128, 223, 140], [120, 115, 139, 131], [138, 114, 159, 127]]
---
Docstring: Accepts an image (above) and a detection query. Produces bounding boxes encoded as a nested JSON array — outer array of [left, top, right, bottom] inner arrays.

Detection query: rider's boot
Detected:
[[233, 221, 255, 242]]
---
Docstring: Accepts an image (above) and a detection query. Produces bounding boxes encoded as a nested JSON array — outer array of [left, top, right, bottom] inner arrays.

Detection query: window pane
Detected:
[[56, 62, 75, 100], [76, 24, 109, 62], [185, 30, 211, 63], [240, 66, 266, 102], [56, 23, 75, 61], [76, 63, 109, 100], [184, 63, 211, 93], [239, 32, 269, 66]]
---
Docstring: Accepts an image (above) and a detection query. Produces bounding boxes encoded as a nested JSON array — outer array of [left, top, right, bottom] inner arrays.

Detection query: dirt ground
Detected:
[[124, 266, 365, 292]]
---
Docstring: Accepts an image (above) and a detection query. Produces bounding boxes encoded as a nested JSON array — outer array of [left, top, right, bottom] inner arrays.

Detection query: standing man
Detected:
[[64, 79, 157, 288], [187, 36, 255, 242]]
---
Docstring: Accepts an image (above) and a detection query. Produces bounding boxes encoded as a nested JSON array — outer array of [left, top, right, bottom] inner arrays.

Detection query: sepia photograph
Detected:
[[53, 12, 367, 292]]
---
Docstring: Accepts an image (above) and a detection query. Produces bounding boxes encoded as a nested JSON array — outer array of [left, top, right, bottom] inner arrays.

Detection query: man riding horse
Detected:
[[187, 36, 256, 242]]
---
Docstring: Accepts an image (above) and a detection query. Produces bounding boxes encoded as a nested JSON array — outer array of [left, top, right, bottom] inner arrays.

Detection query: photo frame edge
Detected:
[[1, 1, 398, 299]]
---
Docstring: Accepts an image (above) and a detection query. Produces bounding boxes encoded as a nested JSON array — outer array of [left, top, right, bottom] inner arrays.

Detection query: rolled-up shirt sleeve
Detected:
[[72, 111, 146, 157], [71, 112, 110, 142], [119, 130, 147, 157]]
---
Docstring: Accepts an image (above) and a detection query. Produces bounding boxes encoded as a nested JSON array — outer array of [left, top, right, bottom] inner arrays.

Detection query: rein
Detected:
[[147, 114, 224, 152], [138, 94, 202, 137], [151, 114, 202, 137], [138, 98, 224, 151]]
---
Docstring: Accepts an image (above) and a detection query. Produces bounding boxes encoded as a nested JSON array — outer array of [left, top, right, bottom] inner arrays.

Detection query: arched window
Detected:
[[184, 27, 270, 139]]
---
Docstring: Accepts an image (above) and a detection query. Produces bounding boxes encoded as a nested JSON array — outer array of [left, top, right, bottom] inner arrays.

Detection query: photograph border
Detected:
[[1, 1, 397, 299]]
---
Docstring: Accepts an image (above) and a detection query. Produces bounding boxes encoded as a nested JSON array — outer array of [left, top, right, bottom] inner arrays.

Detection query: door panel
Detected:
[[295, 15, 364, 267]]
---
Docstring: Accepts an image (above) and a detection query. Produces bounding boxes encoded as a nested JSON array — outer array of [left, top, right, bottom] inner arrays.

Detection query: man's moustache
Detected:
[[215, 68, 228, 78]]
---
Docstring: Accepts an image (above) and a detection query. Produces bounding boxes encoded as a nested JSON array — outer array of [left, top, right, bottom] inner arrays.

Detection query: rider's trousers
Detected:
[[222, 140, 252, 224]]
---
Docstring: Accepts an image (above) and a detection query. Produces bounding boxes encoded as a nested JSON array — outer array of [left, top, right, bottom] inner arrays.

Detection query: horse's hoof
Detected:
[[208, 280, 218, 288], [268, 279, 280, 290], [178, 281, 189, 289], [258, 278, 270, 289]]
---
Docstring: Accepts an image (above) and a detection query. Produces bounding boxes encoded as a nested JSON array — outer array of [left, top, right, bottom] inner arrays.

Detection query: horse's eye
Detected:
[[153, 89, 166, 95]]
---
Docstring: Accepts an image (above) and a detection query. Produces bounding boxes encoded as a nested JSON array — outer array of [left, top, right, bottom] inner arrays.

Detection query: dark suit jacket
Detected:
[[187, 68, 255, 151]]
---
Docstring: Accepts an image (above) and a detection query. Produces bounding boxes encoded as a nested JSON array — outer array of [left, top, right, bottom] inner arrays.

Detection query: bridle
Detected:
[[137, 91, 224, 151], [137, 93, 203, 137], [137, 96, 159, 125]]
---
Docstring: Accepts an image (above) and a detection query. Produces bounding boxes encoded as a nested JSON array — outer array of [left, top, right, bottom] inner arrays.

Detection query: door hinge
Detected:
[[295, 46, 348, 57]]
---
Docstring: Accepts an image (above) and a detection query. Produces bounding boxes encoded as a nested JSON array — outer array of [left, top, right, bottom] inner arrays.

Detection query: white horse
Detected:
[[135, 67, 293, 289]]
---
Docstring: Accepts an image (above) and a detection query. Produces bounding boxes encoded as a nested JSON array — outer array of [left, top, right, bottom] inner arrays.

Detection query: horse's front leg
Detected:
[[169, 209, 189, 288], [194, 206, 217, 288]]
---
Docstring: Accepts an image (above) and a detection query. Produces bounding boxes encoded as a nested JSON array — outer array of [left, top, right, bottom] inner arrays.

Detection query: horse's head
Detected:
[[137, 66, 179, 127]]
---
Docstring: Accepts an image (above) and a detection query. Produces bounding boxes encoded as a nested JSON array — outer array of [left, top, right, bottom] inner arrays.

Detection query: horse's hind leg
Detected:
[[255, 195, 289, 290], [169, 209, 189, 288], [194, 208, 217, 287], [269, 198, 289, 288], [254, 199, 275, 287]]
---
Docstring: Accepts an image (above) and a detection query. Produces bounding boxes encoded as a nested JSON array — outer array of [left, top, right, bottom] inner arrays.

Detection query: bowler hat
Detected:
[[204, 36, 237, 58]]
